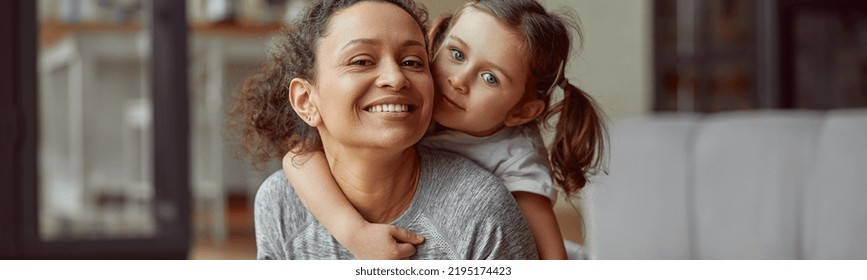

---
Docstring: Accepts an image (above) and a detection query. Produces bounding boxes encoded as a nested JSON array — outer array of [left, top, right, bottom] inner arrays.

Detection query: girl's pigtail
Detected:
[[546, 78, 607, 197]]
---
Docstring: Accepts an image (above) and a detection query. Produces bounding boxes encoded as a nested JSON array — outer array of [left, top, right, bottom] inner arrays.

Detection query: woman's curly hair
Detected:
[[227, 0, 429, 169]]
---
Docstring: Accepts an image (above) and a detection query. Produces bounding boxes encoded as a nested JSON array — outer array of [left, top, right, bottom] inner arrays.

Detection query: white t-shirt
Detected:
[[422, 125, 557, 203]]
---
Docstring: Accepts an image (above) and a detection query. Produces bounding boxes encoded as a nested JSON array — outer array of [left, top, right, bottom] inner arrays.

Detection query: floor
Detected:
[[188, 195, 257, 260]]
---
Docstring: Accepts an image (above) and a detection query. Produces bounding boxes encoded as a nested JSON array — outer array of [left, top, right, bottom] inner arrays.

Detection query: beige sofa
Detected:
[[567, 109, 867, 259]]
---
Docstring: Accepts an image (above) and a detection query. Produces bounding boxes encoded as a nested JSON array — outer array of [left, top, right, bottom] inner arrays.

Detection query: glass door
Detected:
[[37, 0, 156, 242], [1, 0, 190, 259], [4, 0, 301, 260]]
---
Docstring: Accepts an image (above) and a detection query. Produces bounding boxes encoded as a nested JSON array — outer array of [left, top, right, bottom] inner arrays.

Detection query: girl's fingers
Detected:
[[390, 226, 425, 245], [395, 242, 417, 259]]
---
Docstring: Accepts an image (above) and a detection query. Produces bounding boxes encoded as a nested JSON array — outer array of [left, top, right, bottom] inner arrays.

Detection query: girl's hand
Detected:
[[345, 223, 425, 260]]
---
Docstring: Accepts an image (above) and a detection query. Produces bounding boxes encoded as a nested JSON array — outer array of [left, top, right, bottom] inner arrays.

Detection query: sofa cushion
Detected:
[[803, 109, 867, 259], [586, 113, 699, 259], [691, 110, 822, 259]]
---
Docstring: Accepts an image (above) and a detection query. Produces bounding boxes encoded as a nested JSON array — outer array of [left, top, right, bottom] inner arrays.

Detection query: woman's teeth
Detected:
[[366, 104, 410, 113]]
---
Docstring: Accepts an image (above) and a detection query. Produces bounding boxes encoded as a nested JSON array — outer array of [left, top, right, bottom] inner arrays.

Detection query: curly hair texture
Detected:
[[429, 0, 608, 198], [228, 0, 429, 169]]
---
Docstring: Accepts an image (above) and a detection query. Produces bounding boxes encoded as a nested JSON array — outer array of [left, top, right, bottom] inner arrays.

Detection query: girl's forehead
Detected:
[[451, 7, 525, 47], [446, 7, 530, 71]]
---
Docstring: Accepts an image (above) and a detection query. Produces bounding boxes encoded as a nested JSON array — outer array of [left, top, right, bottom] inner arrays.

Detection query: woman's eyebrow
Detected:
[[402, 39, 425, 49], [340, 39, 425, 51], [341, 38, 378, 51]]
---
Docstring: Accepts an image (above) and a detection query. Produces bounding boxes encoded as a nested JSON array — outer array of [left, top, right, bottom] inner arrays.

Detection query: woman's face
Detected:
[[431, 7, 532, 137], [310, 1, 434, 151]]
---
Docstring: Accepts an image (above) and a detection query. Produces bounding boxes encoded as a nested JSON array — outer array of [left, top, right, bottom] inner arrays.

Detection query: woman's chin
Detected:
[[375, 131, 426, 149], [329, 129, 422, 151]]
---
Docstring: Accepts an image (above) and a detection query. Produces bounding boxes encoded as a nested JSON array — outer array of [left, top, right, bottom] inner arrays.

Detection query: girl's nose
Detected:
[[448, 70, 469, 94]]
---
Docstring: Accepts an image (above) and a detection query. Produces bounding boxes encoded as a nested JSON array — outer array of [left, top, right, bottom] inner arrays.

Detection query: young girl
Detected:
[[283, 0, 606, 259]]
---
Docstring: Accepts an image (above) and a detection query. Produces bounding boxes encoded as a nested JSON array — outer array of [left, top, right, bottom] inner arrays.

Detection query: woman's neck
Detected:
[[321, 144, 420, 224]]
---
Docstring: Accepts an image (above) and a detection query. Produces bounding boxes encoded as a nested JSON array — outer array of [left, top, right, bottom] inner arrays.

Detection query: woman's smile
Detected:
[[365, 104, 411, 113], [362, 95, 419, 121], [363, 95, 418, 113]]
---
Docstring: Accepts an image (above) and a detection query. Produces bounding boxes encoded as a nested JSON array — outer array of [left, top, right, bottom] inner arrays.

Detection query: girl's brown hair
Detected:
[[228, 0, 429, 168], [429, 0, 607, 198]]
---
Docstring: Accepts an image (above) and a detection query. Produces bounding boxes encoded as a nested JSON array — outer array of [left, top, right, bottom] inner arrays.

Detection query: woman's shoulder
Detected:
[[254, 170, 309, 223], [257, 170, 295, 202]]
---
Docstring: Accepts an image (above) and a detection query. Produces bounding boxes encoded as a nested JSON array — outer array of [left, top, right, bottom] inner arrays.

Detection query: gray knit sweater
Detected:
[[254, 147, 538, 260]]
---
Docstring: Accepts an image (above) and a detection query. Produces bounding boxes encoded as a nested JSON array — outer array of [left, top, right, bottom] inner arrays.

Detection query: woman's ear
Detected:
[[289, 78, 320, 126], [504, 99, 545, 127]]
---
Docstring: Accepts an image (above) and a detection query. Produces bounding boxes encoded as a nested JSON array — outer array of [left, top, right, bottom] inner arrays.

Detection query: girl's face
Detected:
[[431, 7, 532, 137], [310, 1, 434, 151]]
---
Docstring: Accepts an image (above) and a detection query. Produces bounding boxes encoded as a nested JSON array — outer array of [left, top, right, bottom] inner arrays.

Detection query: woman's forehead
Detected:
[[322, 2, 425, 45]]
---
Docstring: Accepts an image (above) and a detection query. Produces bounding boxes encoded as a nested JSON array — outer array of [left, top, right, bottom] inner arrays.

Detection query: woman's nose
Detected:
[[375, 60, 409, 91]]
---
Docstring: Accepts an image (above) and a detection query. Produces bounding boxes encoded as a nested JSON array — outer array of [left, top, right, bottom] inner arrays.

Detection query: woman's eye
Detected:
[[449, 49, 464, 62], [350, 59, 374, 66], [481, 72, 499, 85], [401, 59, 425, 68]]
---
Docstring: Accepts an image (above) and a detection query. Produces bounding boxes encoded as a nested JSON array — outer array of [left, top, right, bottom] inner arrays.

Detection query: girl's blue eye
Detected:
[[481, 72, 498, 85], [450, 49, 464, 62]]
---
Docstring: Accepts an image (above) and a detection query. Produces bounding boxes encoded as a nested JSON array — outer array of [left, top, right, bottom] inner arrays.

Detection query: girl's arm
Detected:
[[282, 151, 425, 259], [511, 191, 568, 259]]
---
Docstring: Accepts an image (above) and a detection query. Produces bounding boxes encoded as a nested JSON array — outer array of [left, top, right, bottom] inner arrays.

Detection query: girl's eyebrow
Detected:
[[486, 62, 514, 84], [448, 35, 468, 48]]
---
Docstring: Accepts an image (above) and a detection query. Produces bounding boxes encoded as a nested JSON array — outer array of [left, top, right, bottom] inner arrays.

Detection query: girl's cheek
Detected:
[[431, 68, 448, 89]]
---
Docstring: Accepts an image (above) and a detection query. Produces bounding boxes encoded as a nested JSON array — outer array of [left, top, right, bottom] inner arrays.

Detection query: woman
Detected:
[[229, 0, 538, 260]]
